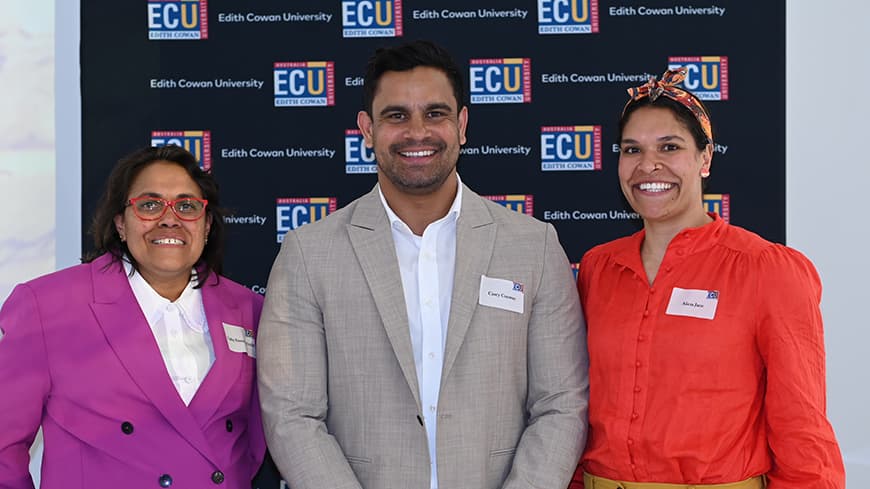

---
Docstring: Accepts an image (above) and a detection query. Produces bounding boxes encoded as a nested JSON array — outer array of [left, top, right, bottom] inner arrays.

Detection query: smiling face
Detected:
[[113, 161, 211, 292], [357, 66, 468, 197], [618, 106, 713, 228]]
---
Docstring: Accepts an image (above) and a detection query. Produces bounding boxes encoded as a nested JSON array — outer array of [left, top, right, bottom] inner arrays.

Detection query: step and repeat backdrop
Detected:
[[81, 0, 784, 293]]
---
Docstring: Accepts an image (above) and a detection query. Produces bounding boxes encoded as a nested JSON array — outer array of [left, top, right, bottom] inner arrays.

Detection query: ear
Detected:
[[700, 143, 713, 177], [457, 106, 469, 146], [357, 110, 374, 148], [205, 213, 212, 237], [113, 214, 126, 241]]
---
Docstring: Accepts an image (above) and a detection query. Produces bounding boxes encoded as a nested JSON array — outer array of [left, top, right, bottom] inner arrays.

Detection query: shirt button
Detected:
[[158, 474, 173, 487], [665, 266, 673, 273], [642, 310, 649, 317], [627, 439, 634, 445], [428, 352, 435, 359], [121, 421, 134, 435], [631, 463, 637, 470], [637, 335, 645, 342], [225, 419, 233, 432], [634, 386, 641, 393], [211, 470, 225, 484], [649, 288, 656, 294], [631, 412, 639, 419], [676, 249, 685, 256], [635, 361, 642, 368], [429, 405, 436, 412]]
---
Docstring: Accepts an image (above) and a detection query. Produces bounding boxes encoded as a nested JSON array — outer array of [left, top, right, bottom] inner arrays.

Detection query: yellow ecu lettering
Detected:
[[502, 65, 521, 93], [375, 1, 393, 26], [574, 133, 592, 159], [701, 64, 719, 89], [307, 69, 325, 95], [572, 0, 589, 22], [180, 3, 198, 28]]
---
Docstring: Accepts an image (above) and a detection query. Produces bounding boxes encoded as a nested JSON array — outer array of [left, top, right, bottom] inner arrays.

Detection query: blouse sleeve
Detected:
[[0, 284, 51, 489], [754, 245, 845, 488]]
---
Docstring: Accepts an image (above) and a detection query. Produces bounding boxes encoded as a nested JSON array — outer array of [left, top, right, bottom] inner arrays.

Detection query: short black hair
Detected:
[[362, 40, 465, 115], [84, 145, 225, 287]]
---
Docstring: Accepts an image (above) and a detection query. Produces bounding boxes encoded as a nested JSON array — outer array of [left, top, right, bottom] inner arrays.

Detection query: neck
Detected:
[[379, 172, 458, 236], [640, 209, 712, 284], [141, 271, 191, 302]]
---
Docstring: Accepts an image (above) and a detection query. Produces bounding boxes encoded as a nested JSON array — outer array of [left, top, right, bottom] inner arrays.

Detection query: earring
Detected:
[[701, 169, 711, 178]]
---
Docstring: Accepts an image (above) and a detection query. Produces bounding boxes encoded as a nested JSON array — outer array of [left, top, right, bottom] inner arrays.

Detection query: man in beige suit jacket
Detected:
[[258, 40, 588, 489]]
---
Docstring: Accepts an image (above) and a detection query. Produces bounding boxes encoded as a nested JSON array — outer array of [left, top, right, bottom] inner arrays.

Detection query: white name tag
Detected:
[[478, 275, 525, 314], [665, 287, 719, 320], [223, 322, 256, 358]]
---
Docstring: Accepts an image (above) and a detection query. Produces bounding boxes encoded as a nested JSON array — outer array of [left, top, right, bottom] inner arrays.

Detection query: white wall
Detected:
[[787, 1, 870, 485]]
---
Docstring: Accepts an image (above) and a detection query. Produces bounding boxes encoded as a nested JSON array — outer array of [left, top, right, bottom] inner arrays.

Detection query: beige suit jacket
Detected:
[[258, 184, 588, 489]]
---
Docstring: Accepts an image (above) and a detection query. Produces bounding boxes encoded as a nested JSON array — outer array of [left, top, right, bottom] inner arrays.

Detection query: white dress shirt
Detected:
[[379, 177, 462, 489], [125, 261, 215, 405]]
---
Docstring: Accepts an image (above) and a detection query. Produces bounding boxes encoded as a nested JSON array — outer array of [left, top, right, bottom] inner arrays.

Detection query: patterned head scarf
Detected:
[[624, 67, 713, 144]]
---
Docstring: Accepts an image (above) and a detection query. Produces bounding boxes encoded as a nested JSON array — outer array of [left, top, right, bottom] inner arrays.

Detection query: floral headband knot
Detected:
[[625, 67, 713, 144]]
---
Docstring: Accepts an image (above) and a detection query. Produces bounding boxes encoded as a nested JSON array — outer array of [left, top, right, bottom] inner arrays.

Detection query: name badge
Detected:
[[223, 322, 256, 358], [479, 275, 525, 314], [665, 287, 719, 320]]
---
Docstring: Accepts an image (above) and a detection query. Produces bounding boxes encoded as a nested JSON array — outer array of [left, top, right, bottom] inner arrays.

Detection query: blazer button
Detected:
[[158, 474, 172, 487], [211, 470, 225, 484], [121, 421, 134, 435], [225, 419, 233, 432]]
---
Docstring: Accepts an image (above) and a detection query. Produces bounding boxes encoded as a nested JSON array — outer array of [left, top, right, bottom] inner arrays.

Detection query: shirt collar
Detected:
[[123, 259, 207, 332], [378, 174, 463, 235], [614, 212, 727, 271]]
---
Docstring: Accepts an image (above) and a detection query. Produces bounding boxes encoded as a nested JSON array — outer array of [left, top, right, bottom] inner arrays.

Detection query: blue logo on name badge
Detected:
[[151, 131, 212, 170], [342, 0, 403, 38], [469, 58, 532, 104], [667, 56, 729, 101], [537, 0, 599, 35], [540, 126, 602, 171], [275, 197, 338, 243], [482, 195, 534, 216], [707, 291, 719, 299], [344, 129, 377, 174], [148, 0, 208, 40]]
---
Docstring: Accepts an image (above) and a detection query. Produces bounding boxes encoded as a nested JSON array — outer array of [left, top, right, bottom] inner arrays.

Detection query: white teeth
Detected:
[[638, 182, 674, 192], [153, 238, 184, 245], [400, 150, 435, 157]]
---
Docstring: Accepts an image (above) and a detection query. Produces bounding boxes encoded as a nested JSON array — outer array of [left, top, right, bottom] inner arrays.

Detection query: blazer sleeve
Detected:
[[502, 224, 589, 489], [248, 292, 267, 479], [0, 285, 51, 489], [257, 231, 363, 489]]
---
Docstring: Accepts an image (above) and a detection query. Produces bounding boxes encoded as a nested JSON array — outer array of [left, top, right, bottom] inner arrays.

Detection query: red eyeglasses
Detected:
[[127, 197, 208, 221]]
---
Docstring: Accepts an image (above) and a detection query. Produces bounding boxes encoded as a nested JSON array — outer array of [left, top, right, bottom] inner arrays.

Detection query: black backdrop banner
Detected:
[[82, 0, 785, 296]]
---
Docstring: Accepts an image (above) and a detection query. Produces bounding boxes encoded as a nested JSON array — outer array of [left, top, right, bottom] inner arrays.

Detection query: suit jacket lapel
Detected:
[[347, 186, 422, 409], [442, 188, 495, 382], [88, 255, 218, 465], [189, 275, 243, 426]]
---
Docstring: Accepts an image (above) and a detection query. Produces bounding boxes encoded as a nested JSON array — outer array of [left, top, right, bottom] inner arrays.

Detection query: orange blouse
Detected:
[[570, 214, 844, 488]]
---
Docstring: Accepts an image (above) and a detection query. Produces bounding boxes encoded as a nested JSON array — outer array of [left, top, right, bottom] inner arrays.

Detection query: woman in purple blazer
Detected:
[[0, 146, 265, 489]]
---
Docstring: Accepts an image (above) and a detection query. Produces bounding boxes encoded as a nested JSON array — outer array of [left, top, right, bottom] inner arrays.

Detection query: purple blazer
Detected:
[[0, 254, 265, 489]]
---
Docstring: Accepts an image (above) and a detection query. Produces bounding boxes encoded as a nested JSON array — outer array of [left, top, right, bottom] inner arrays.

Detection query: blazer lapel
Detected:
[[442, 188, 496, 382], [347, 186, 421, 409], [189, 275, 243, 426], [88, 255, 218, 465]]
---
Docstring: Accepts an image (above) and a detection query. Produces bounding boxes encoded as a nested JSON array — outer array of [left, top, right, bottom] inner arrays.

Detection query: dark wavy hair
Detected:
[[362, 39, 465, 115], [83, 145, 225, 287], [618, 92, 713, 151]]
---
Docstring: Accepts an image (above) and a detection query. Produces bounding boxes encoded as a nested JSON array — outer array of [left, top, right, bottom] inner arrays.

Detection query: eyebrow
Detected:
[[620, 134, 688, 144], [134, 191, 201, 199], [378, 102, 454, 116]]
